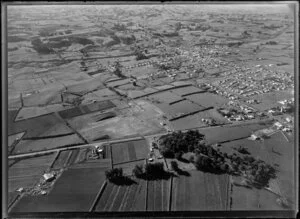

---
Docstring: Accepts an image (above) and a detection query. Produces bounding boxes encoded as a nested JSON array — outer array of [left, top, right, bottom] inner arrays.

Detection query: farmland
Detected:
[[15, 104, 72, 121], [249, 90, 293, 111], [170, 86, 204, 96], [146, 91, 184, 104], [8, 113, 73, 138], [147, 179, 171, 211], [11, 134, 84, 154], [113, 160, 145, 176], [9, 153, 57, 194], [154, 100, 203, 119], [231, 176, 285, 210], [111, 139, 149, 165], [94, 178, 147, 212], [170, 108, 229, 131], [198, 121, 270, 144], [185, 93, 229, 108], [58, 100, 116, 119], [6, 4, 295, 215], [171, 171, 229, 211], [11, 166, 107, 212]]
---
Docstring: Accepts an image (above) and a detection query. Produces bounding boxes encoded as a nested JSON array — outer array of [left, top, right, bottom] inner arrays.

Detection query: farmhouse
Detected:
[[274, 122, 283, 130], [43, 173, 55, 182]]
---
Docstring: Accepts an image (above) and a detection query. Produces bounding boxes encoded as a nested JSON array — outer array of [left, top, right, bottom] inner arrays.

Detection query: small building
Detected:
[[249, 134, 260, 140], [286, 117, 292, 123], [43, 173, 55, 182], [282, 127, 292, 132], [274, 122, 283, 130]]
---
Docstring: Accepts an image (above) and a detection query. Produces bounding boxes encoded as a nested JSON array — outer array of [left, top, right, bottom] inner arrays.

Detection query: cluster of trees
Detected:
[[112, 23, 127, 31], [105, 168, 123, 183], [158, 129, 276, 187], [266, 41, 278, 45], [195, 154, 229, 173], [245, 159, 276, 187], [132, 162, 170, 180], [228, 41, 243, 47], [47, 39, 72, 49], [69, 37, 94, 46], [8, 35, 26, 43], [31, 38, 54, 54], [105, 34, 121, 47], [194, 144, 229, 173], [234, 146, 250, 155], [158, 130, 205, 159], [135, 48, 148, 61], [113, 60, 126, 78], [32, 36, 94, 54], [105, 168, 136, 185], [175, 22, 182, 32], [119, 35, 136, 45], [187, 24, 211, 32]]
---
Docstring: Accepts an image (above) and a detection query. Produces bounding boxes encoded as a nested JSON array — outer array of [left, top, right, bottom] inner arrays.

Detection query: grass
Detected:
[[94, 178, 147, 211], [51, 150, 72, 169], [170, 86, 204, 96], [58, 100, 115, 119], [198, 122, 269, 145], [155, 100, 202, 119], [111, 139, 149, 165], [147, 178, 171, 211], [231, 176, 283, 210], [11, 134, 84, 154], [148, 91, 183, 104], [185, 93, 229, 108], [9, 113, 72, 138], [9, 153, 56, 193], [15, 104, 70, 121], [171, 170, 229, 211]]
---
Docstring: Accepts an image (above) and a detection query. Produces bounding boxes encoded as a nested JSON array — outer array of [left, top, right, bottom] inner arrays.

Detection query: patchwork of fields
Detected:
[[6, 4, 295, 215]]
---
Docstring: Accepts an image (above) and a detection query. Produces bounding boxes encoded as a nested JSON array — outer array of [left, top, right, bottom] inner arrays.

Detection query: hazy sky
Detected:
[[7, 3, 293, 14]]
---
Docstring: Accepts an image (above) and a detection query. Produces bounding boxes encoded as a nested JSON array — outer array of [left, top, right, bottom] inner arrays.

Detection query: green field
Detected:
[[111, 139, 149, 165], [9, 153, 57, 194], [171, 171, 229, 211], [11, 165, 107, 212], [12, 134, 84, 154], [147, 179, 171, 211], [94, 178, 147, 212]]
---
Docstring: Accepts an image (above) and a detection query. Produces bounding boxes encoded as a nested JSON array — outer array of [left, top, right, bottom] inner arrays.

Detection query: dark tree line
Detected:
[[158, 130, 205, 159], [132, 162, 173, 180], [158, 130, 276, 187]]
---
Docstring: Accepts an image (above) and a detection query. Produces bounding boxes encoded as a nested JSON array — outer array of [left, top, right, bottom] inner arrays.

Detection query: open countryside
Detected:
[[6, 3, 296, 217]]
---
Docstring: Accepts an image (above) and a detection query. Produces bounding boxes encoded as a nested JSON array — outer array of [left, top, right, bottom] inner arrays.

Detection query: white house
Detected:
[[43, 173, 55, 182], [274, 122, 283, 129]]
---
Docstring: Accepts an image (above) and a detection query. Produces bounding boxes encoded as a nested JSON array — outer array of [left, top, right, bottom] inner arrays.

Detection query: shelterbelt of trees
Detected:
[[157, 130, 276, 188]]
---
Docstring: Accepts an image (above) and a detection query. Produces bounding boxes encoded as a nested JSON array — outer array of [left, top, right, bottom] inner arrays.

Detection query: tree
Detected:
[[170, 161, 179, 171], [144, 162, 165, 178], [105, 168, 123, 182], [113, 60, 125, 78], [189, 155, 195, 163], [132, 164, 144, 178], [175, 151, 183, 160]]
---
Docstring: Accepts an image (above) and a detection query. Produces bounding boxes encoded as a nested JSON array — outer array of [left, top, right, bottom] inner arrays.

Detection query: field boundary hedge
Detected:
[[132, 84, 193, 100], [169, 107, 213, 121], [22, 132, 75, 140]]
